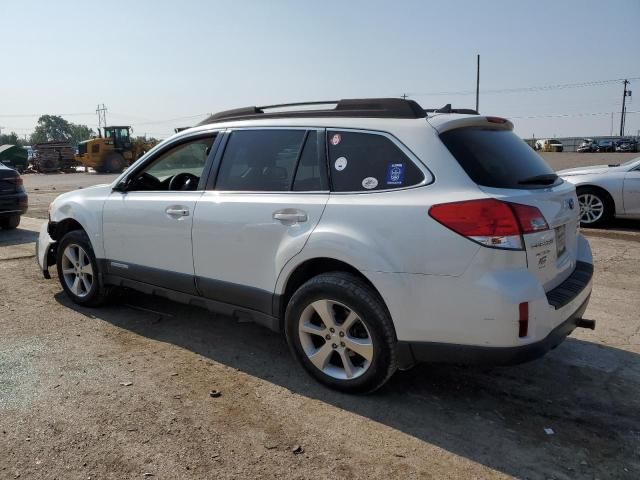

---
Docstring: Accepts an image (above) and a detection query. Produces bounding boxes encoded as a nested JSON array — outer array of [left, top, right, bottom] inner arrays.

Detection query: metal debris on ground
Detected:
[[209, 390, 222, 398], [292, 445, 304, 454], [119, 382, 133, 387]]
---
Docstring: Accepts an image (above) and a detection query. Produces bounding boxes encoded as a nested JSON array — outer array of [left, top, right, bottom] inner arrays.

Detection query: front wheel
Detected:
[[56, 230, 110, 306], [577, 187, 612, 227], [285, 272, 397, 393]]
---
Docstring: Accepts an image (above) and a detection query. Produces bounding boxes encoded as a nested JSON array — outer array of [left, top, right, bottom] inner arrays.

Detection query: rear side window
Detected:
[[328, 130, 424, 192], [216, 130, 306, 191], [440, 127, 559, 189]]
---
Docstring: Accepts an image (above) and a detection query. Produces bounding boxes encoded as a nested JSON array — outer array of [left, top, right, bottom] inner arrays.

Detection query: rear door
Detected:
[[438, 123, 580, 291], [191, 128, 329, 315]]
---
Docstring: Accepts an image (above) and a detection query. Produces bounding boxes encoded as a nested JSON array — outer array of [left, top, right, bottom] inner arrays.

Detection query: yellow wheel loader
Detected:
[[76, 126, 142, 173]]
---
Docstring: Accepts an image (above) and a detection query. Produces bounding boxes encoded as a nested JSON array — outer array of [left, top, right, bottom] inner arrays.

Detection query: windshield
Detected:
[[620, 157, 640, 168]]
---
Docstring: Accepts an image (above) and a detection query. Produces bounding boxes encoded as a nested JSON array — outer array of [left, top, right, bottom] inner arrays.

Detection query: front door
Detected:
[[102, 134, 217, 294], [191, 128, 328, 314], [623, 166, 640, 216]]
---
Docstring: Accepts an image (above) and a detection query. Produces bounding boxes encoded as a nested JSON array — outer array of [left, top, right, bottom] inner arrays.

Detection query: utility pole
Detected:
[[0, 126, 4, 136], [96, 104, 108, 132], [620, 79, 631, 137], [475, 54, 480, 113], [401, 93, 408, 100]]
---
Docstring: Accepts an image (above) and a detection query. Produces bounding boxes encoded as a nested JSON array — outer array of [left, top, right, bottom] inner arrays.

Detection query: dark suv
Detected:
[[0, 162, 28, 229]]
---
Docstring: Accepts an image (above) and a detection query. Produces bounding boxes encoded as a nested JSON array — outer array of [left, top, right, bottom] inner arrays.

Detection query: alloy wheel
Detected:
[[298, 299, 374, 380], [577, 193, 604, 224], [61, 244, 94, 298]]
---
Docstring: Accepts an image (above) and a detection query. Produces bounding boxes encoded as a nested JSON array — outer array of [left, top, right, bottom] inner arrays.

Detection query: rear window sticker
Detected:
[[334, 157, 348, 171], [362, 177, 378, 189], [386, 163, 405, 185], [330, 133, 342, 146]]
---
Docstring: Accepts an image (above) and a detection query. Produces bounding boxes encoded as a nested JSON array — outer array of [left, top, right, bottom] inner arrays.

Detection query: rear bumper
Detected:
[[0, 191, 28, 217], [398, 293, 590, 366]]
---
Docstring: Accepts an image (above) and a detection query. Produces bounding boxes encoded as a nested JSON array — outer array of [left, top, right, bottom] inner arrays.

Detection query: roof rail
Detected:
[[197, 98, 427, 125], [424, 104, 479, 115]]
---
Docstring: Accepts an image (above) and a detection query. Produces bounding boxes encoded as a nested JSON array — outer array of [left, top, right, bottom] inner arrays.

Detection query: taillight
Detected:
[[7, 176, 24, 191], [429, 198, 548, 250]]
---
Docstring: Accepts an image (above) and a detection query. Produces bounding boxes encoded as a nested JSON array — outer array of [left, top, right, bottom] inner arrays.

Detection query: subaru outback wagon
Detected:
[[37, 99, 594, 393]]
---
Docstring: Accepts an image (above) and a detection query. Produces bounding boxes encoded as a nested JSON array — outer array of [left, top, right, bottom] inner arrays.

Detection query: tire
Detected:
[[0, 215, 20, 230], [576, 187, 613, 228], [284, 272, 397, 393], [56, 230, 111, 306], [103, 153, 125, 173]]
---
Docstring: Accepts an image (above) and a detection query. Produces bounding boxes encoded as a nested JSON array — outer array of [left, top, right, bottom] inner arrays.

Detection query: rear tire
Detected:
[[103, 153, 125, 173], [285, 272, 397, 393], [577, 187, 612, 227], [0, 215, 20, 230], [56, 230, 111, 307]]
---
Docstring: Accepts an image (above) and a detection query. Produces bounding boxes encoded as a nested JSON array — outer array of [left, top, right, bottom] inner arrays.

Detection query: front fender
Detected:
[[49, 185, 110, 258]]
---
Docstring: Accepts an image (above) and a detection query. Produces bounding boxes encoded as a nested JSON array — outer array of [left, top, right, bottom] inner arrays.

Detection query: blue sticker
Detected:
[[386, 163, 405, 185]]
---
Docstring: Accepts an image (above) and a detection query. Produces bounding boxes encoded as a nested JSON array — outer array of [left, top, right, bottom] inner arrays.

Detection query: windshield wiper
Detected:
[[518, 173, 558, 185]]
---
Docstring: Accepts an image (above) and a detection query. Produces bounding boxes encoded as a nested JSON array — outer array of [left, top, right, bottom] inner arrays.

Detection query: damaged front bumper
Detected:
[[36, 221, 56, 279]]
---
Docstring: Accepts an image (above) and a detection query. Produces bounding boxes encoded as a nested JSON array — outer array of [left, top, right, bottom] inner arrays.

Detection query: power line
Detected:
[[408, 76, 640, 97], [509, 110, 639, 119]]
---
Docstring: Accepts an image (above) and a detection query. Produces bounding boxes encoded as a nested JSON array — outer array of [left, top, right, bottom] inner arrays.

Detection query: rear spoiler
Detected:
[[427, 115, 514, 134]]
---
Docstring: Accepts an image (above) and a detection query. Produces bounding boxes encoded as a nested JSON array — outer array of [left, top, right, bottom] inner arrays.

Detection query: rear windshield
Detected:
[[440, 127, 559, 189]]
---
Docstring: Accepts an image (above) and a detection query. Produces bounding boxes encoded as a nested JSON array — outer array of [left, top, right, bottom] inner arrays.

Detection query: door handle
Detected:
[[273, 209, 307, 223], [165, 207, 190, 217]]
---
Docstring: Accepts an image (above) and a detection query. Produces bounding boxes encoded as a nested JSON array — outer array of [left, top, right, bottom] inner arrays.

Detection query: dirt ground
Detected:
[[1, 151, 639, 479]]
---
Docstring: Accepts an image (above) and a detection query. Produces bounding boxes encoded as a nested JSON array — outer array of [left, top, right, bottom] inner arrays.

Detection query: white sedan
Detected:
[[559, 157, 640, 226]]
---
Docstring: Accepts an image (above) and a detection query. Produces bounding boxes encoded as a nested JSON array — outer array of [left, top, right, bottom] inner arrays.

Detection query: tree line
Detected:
[[0, 115, 158, 148]]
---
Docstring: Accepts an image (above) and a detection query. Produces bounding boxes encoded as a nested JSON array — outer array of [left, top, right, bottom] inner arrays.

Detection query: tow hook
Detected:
[[576, 318, 596, 330]]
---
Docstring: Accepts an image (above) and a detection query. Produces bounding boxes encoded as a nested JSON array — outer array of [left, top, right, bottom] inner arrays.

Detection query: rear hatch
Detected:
[[434, 117, 580, 291]]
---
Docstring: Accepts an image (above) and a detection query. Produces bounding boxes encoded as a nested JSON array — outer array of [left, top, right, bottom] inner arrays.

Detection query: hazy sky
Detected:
[[1, 0, 638, 140]]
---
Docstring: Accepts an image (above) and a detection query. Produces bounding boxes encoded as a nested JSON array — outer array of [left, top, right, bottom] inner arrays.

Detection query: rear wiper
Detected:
[[517, 173, 558, 185], [608, 164, 620, 167]]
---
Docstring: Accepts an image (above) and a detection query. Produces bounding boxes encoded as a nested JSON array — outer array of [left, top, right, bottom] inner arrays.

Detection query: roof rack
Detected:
[[424, 104, 479, 115], [197, 98, 427, 125]]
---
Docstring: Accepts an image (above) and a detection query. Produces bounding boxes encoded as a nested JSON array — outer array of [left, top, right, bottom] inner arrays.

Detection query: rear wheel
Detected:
[[0, 215, 20, 230], [56, 230, 111, 306], [285, 272, 397, 393], [103, 153, 125, 173], [577, 187, 612, 227]]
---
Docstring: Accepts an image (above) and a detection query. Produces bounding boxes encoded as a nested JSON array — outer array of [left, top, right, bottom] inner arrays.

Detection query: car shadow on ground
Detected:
[[55, 292, 640, 479], [0, 227, 38, 247]]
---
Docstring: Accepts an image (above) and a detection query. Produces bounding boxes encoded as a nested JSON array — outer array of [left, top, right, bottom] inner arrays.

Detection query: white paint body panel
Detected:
[[102, 191, 203, 275], [192, 192, 328, 291]]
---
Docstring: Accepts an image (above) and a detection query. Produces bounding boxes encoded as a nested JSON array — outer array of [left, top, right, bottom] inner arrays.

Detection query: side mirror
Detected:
[[112, 181, 128, 193]]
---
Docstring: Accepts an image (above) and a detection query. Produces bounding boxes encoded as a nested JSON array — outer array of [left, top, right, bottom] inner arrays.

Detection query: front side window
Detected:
[[327, 130, 424, 192], [125, 135, 215, 191], [216, 129, 308, 191]]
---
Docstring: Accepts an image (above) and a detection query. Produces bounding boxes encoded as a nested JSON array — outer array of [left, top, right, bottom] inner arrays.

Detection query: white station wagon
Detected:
[[37, 99, 595, 393]]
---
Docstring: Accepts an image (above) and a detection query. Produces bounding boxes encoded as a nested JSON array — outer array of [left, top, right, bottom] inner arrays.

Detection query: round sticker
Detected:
[[362, 177, 378, 190], [330, 133, 342, 146], [334, 157, 348, 171]]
